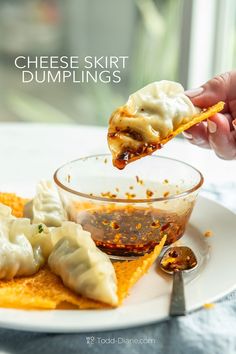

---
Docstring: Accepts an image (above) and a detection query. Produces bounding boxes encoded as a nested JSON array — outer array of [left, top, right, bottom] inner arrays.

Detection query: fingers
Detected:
[[183, 113, 236, 159], [207, 113, 236, 160], [233, 119, 236, 130], [184, 71, 236, 159], [185, 71, 236, 112], [182, 123, 210, 149]]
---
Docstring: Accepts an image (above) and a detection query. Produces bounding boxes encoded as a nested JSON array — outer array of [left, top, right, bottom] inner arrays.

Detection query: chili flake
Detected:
[[204, 230, 213, 237], [125, 192, 136, 199], [163, 191, 170, 198], [136, 176, 144, 185], [101, 192, 117, 198], [146, 189, 154, 198], [110, 221, 120, 230]]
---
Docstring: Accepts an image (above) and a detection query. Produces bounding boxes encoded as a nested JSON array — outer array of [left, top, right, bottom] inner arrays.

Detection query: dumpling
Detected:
[[48, 222, 118, 306], [108, 80, 200, 169], [32, 180, 67, 227], [0, 203, 50, 279], [0, 203, 118, 305]]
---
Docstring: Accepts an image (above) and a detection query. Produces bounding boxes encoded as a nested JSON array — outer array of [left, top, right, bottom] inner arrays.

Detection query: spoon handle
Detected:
[[170, 271, 186, 316]]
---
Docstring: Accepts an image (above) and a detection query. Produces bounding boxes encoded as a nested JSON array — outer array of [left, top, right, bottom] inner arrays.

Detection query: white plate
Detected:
[[0, 196, 235, 333]]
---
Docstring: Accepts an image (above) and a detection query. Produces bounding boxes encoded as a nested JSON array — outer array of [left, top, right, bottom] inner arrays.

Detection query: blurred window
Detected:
[[184, 0, 236, 88], [0, 0, 183, 125], [0, 0, 235, 125]]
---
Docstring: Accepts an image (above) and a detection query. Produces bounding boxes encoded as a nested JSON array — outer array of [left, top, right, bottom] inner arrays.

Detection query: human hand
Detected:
[[183, 71, 236, 160]]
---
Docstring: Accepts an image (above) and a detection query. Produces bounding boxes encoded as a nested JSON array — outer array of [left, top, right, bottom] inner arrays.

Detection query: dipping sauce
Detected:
[[160, 246, 198, 272], [69, 204, 193, 257]]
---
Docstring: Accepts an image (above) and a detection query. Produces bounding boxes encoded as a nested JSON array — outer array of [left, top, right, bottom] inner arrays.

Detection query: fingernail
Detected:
[[207, 119, 217, 133], [185, 87, 204, 98], [232, 119, 236, 131], [182, 131, 193, 139]]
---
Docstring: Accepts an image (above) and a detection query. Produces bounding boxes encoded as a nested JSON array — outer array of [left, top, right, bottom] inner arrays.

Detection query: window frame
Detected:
[[179, 0, 235, 89]]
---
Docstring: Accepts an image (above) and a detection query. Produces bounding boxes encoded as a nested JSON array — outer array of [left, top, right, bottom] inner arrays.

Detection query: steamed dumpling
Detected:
[[48, 222, 118, 306], [0, 203, 50, 279], [0, 203, 118, 305], [125, 80, 199, 139], [32, 180, 67, 227], [108, 80, 200, 168]]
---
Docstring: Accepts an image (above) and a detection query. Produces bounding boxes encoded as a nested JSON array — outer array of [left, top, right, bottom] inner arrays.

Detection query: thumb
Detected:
[[185, 71, 236, 110]]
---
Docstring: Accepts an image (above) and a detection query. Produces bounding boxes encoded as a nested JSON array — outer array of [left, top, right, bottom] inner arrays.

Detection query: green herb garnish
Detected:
[[38, 224, 44, 233]]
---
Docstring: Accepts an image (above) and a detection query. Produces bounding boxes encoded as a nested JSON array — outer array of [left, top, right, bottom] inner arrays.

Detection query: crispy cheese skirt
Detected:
[[161, 101, 225, 145]]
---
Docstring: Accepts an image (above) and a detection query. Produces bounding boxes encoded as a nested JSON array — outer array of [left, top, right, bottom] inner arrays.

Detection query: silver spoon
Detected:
[[160, 246, 198, 316]]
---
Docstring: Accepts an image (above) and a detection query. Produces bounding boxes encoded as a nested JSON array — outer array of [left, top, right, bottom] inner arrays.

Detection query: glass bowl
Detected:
[[54, 154, 204, 259]]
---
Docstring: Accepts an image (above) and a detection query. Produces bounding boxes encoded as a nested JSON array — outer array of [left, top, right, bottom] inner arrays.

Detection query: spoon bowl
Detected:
[[160, 246, 198, 274]]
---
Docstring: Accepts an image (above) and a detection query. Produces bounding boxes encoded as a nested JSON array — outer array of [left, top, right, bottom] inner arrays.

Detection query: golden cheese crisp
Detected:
[[107, 81, 224, 169], [161, 102, 225, 145], [0, 193, 28, 218], [0, 193, 166, 310], [203, 303, 215, 310]]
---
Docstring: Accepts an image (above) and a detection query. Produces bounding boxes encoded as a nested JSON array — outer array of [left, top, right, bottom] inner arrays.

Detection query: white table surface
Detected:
[[0, 122, 235, 210]]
